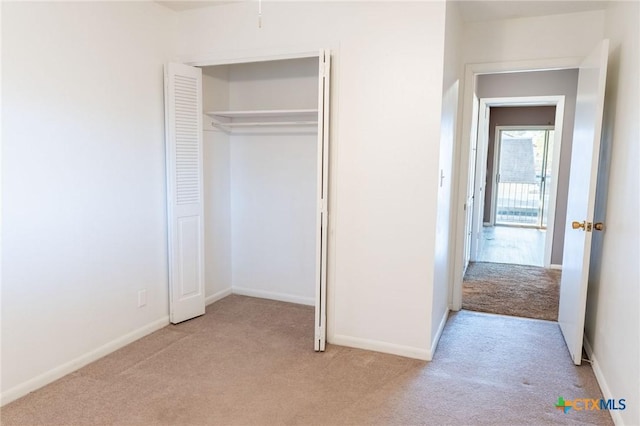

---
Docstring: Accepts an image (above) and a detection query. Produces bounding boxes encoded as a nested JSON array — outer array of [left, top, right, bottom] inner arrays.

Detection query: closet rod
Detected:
[[210, 121, 317, 129]]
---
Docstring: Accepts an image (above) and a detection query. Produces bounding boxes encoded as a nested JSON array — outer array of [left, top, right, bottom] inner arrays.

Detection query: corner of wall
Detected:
[[430, 307, 450, 359], [330, 334, 432, 362]]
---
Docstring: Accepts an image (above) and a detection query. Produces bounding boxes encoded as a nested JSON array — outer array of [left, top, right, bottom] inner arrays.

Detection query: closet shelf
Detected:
[[205, 109, 318, 130], [206, 109, 318, 118]]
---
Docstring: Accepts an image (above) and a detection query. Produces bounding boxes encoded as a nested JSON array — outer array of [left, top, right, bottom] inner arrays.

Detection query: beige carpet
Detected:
[[463, 261, 561, 321], [1, 295, 611, 425]]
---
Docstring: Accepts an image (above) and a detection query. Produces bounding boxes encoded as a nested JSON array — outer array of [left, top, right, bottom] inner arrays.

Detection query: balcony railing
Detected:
[[495, 180, 548, 227]]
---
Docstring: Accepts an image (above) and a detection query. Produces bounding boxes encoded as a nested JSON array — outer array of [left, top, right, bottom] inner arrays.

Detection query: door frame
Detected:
[[173, 47, 333, 349], [472, 95, 573, 268], [451, 58, 580, 311]]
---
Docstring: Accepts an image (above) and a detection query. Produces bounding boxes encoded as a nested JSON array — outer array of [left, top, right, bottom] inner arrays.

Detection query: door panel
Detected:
[[467, 95, 480, 264], [178, 216, 202, 296], [165, 62, 206, 324], [558, 40, 609, 365], [315, 49, 330, 351]]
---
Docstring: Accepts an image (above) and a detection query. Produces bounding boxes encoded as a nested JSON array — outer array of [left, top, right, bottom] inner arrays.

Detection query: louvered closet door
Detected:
[[164, 63, 205, 324]]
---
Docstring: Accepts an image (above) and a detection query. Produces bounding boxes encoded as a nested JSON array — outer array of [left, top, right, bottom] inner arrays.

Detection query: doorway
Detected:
[[452, 42, 610, 365], [458, 81, 573, 322], [493, 126, 555, 229], [471, 97, 567, 269], [479, 122, 557, 267]]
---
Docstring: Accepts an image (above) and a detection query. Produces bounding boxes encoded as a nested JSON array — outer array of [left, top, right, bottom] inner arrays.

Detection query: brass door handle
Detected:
[[572, 221, 593, 232], [571, 221, 603, 231]]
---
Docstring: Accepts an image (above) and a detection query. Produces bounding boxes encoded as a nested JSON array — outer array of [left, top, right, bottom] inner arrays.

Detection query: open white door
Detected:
[[164, 62, 206, 324], [558, 40, 609, 365], [465, 95, 480, 267], [314, 49, 330, 351]]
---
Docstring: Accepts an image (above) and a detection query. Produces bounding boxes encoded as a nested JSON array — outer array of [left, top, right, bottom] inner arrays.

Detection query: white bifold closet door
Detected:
[[164, 63, 206, 324], [315, 49, 330, 351], [164, 49, 331, 350]]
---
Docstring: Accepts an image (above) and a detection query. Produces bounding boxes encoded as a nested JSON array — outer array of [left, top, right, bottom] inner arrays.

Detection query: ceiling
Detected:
[[156, 0, 610, 21]]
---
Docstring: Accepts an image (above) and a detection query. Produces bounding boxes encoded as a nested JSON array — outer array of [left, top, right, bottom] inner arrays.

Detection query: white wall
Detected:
[[476, 69, 579, 265], [202, 68, 233, 303], [231, 131, 317, 304], [1, 2, 173, 403], [463, 10, 606, 64], [226, 59, 318, 305], [174, 1, 448, 359], [203, 129, 232, 303], [228, 59, 318, 111], [432, 0, 462, 353], [585, 1, 640, 424]]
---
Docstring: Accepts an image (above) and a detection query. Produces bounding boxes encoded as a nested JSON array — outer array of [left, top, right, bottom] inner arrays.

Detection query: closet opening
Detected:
[[164, 50, 330, 351]]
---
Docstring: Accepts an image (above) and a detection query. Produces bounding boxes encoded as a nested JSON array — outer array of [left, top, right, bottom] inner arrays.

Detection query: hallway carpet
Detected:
[[463, 261, 561, 321], [1, 295, 610, 425]]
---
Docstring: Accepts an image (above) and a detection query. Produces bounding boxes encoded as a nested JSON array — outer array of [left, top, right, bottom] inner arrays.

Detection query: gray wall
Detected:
[[477, 69, 579, 265], [483, 106, 556, 221]]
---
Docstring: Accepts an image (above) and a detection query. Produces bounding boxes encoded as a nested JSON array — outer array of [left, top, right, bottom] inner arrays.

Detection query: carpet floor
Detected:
[[463, 261, 561, 321], [1, 295, 611, 425]]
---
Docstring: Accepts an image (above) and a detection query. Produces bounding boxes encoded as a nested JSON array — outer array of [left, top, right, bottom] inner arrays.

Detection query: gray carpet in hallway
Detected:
[[463, 261, 561, 321], [1, 295, 611, 425]]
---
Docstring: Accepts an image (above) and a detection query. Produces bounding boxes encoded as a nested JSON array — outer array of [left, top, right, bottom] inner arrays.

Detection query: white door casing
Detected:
[[315, 49, 331, 351], [164, 63, 206, 324], [558, 40, 609, 365]]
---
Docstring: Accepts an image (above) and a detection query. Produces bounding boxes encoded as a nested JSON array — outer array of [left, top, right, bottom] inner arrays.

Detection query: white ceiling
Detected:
[[156, 0, 610, 21]]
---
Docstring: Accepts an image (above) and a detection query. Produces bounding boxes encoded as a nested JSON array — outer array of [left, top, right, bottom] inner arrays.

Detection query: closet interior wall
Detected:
[[201, 58, 320, 306]]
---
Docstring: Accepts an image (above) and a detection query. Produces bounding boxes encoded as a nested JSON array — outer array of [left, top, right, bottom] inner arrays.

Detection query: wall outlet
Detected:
[[138, 289, 147, 308]]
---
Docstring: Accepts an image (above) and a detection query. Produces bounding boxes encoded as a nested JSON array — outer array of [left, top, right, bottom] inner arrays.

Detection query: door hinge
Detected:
[[321, 57, 330, 78]]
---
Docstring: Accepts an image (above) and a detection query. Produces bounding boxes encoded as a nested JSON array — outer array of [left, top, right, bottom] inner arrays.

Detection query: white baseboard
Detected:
[[232, 286, 314, 306], [205, 288, 232, 306], [430, 308, 450, 359], [330, 334, 430, 361], [549, 264, 563, 270], [0, 316, 169, 407], [583, 335, 623, 425]]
